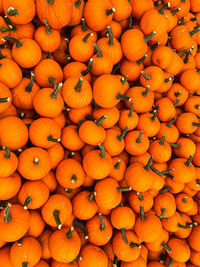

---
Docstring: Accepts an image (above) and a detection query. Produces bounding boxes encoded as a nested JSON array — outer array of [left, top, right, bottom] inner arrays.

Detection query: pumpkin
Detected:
[[0, 172, 21, 200]]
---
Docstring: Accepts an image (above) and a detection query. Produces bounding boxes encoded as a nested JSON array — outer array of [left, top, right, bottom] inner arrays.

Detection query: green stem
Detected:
[[95, 115, 107, 126], [24, 197, 32, 209], [159, 3, 170, 15], [168, 142, 180, 148], [177, 222, 197, 228], [99, 144, 105, 158], [144, 31, 156, 43], [171, 8, 181, 16], [137, 192, 144, 201], [165, 76, 173, 83], [2, 36, 22, 48], [140, 205, 146, 221], [159, 135, 165, 145], [116, 93, 131, 101], [117, 126, 128, 141], [73, 219, 89, 239], [53, 209, 62, 229], [190, 26, 200, 36], [0, 50, 6, 59], [168, 259, 175, 267], [129, 14, 133, 29], [121, 228, 128, 244], [114, 160, 121, 169], [6, 7, 19, 17], [71, 174, 77, 184], [184, 51, 191, 64], [75, 0, 82, 8], [161, 241, 172, 253], [192, 122, 200, 127], [150, 166, 162, 176], [178, 17, 185, 25], [18, 239, 22, 246], [107, 26, 113, 46], [117, 187, 132, 193], [88, 192, 96, 201], [166, 117, 176, 128], [120, 75, 128, 85], [159, 208, 166, 219], [81, 18, 87, 32], [160, 186, 171, 194], [161, 169, 174, 176], [44, 19, 51, 34], [136, 54, 147, 65], [105, 7, 115, 16], [195, 104, 200, 109], [48, 77, 57, 90], [2, 146, 11, 159], [151, 110, 158, 121], [82, 32, 93, 43], [182, 197, 187, 203], [22, 263, 28, 267], [4, 16, 16, 31], [129, 242, 141, 248], [4, 203, 12, 222], [99, 213, 105, 231], [142, 86, 150, 96], [150, 42, 159, 51], [144, 156, 153, 171], [141, 70, 151, 80], [74, 77, 83, 92], [94, 43, 103, 57], [66, 226, 74, 239], [128, 102, 133, 117], [81, 58, 93, 76], [65, 188, 72, 193], [136, 131, 143, 143], [33, 158, 39, 166], [46, 52, 51, 59], [25, 72, 35, 93], [50, 82, 63, 99], [196, 179, 200, 185], [47, 135, 61, 143], [178, 48, 188, 57], [47, 0, 54, 3], [185, 155, 193, 166], [0, 26, 13, 33], [173, 98, 180, 107]]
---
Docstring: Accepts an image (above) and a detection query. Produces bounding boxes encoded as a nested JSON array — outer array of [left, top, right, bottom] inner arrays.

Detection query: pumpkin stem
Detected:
[[47, 135, 61, 143], [47, 0, 54, 4], [66, 226, 74, 239], [161, 241, 172, 253], [107, 26, 113, 46], [159, 208, 166, 219], [105, 7, 115, 16], [159, 135, 165, 145], [2, 36, 22, 48], [192, 122, 200, 127], [33, 157, 39, 165], [120, 75, 128, 85], [159, 3, 170, 15], [25, 72, 35, 93], [136, 131, 143, 144], [161, 169, 174, 176], [173, 98, 180, 107], [128, 102, 133, 118], [73, 219, 89, 239], [75, 0, 82, 8], [50, 82, 63, 99], [53, 209, 62, 229], [67, 152, 75, 159], [76, 119, 83, 132], [195, 104, 200, 109], [168, 142, 180, 148], [185, 154, 193, 166], [4, 16, 16, 31], [65, 188, 72, 193], [150, 166, 162, 176], [178, 17, 185, 25], [143, 31, 156, 43], [71, 174, 78, 184], [94, 43, 103, 57], [99, 213, 105, 231], [160, 186, 171, 194], [6, 7, 19, 17], [164, 76, 173, 83], [121, 228, 128, 244], [24, 196, 32, 209], [44, 19, 51, 34], [18, 238, 22, 246], [22, 263, 28, 267], [95, 115, 107, 127], [196, 179, 200, 185], [151, 109, 158, 121], [4, 203, 12, 222], [0, 26, 13, 33], [46, 52, 51, 59], [129, 242, 141, 248], [140, 205, 146, 221], [128, 14, 133, 29], [48, 77, 57, 90], [136, 54, 147, 65], [171, 8, 181, 16], [81, 58, 93, 76], [166, 117, 176, 128], [113, 255, 118, 267], [99, 143, 105, 158], [82, 32, 93, 43], [141, 70, 151, 80], [183, 50, 191, 64], [117, 187, 132, 193], [190, 26, 200, 36], [165, 173, 174, 179], [117, 126, 129, 141], [88, 191, 96, 201], [2, 146, 11, 159], [137, 192, 144, 201], [114, 160, 121, 169], [144, 156, 153, 171], [177, 222, 197, 228], [168, 259, 175, 267], [74, 77, 83, 92], [151, 42, 160, 51], [81, 18, 87, 32], [182, 197, 187, 203], [0, 50, 6, 59], [142, 85, 150, 96]]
